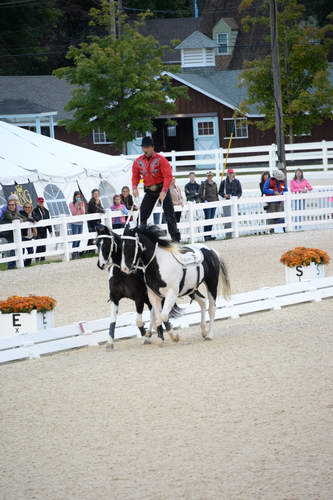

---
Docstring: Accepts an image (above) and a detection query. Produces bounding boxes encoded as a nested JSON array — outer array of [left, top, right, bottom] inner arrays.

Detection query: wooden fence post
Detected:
[[232, 198, 240, 238], [171, 150, 176, 175], [105, 208, 113, 229], [12, 219, 24, 268], [60, 215, 70, 262], [285, 192, 293, 232], [322, 140, 328, 171], [189, 202, 195, 244]]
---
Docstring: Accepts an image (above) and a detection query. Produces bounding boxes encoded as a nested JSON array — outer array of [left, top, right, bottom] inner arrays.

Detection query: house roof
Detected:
[[0, 76, 74, 121], [166, 70, 262, 116], [176, 31, 217, 50], [0, 99, 56, 116]]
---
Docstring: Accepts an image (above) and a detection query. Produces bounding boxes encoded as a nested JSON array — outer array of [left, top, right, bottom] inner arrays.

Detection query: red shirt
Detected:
[[132, 152, 173, 193]]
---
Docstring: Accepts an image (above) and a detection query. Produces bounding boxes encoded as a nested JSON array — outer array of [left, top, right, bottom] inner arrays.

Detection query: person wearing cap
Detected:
[[199, 171, 219, 241], [263, 169, 287, 232], [219, 168, 242, 239], [33, 197, 52, 261], [132, 136, 180, 242]]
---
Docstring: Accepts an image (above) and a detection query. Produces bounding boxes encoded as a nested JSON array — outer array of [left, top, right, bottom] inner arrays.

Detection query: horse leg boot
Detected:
[[107, 301, 119, 350], [135, 300, 146, 338], [161, 290, 179, 343]]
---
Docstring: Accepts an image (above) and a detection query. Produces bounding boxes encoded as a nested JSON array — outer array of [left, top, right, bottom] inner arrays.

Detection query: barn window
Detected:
[[43, 184, 70, 217], [197, 121, 215, 136], [92, 128, 113, 144], [224, 118, 248, 139], [181, 48, 215, 68]]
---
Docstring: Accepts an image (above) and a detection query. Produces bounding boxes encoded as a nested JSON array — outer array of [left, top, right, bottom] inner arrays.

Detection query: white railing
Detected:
[[1, 189, 333, 269], [124, 140, 333, 178]]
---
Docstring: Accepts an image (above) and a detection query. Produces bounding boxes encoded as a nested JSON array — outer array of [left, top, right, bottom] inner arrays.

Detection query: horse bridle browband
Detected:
[[121, 234, 158, 272]]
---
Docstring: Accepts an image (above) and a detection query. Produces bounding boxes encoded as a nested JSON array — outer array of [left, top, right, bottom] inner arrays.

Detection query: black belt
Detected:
[[144, 183, 163, 193]]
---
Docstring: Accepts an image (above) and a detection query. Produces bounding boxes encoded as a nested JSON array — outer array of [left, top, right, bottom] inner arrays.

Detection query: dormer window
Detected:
[[217, 33, 228, 55], [176, 31, 217, 69]]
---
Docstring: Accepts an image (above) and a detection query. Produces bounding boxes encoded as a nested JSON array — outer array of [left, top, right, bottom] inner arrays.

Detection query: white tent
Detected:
[[0, 121, 133, 214]]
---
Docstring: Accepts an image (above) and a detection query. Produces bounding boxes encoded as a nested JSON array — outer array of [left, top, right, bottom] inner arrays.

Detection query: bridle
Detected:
[[121, 234, 144, 272], [96, 234, 119, 269], [121, 233, 158, 273]]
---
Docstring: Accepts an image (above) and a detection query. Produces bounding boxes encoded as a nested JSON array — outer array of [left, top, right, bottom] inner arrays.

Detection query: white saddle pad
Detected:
[[174, 245, 205, 267]]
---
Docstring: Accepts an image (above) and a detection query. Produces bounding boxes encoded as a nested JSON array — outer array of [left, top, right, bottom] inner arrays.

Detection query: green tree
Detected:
[[0, 0, 61, 75], [239, 0, 333, 143], [124, 0, 192, 18], [54, 1, 187, 152]]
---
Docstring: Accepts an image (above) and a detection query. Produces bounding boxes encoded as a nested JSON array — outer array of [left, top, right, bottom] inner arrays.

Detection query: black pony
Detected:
[[121, 225, 230, 343], [96, 224, 179, 349]]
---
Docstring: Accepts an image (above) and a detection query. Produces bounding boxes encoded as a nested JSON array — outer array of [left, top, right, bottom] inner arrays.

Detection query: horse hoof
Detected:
[[171, 333, 179, 343], [105, 343, 114, 351], [157, 337, 164, 347], [143, 338, 152, 345], [204, 336, 213, 341], [145, 331, 153, 338]]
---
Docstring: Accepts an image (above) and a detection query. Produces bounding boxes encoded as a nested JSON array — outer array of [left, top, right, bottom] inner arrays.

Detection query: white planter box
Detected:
[[36, 310, 54, 330], [0, 309, 55, 338], [285, 262, 325, 283], [0, 310, 37, 338]]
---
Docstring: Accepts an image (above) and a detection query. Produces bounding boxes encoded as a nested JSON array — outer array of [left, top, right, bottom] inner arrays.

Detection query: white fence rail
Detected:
[[1, 276, 333, 364], [124, 140, 333, 178], [1, 188, 333, 269]]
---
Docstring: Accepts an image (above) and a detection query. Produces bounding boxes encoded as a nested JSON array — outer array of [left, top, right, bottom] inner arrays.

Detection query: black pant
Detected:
[[140, 188, 180, 242]]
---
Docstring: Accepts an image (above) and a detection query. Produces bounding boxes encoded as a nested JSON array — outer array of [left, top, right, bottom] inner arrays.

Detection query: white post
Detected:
[[232, 198, 239, 238], [170, 150, 176, 175], [269, 143, 276, 174], [60, 215, 70, 262], [105, 208, 113, 229], [35, 116, 41, 135], [49, 115, 55, 138], [215, 149, 220, 178], [13, 219, 24, 268], [322, 140, 328, 171], [189, 202, 195, 244], [285, 191, 293, 232]]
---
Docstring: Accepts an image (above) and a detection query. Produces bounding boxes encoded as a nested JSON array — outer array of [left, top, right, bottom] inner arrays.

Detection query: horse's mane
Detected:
[[134, 225, 176, 250]]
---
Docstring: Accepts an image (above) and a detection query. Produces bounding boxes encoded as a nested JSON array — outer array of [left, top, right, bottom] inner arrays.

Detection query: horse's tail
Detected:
[[219, 256, 231, 299]]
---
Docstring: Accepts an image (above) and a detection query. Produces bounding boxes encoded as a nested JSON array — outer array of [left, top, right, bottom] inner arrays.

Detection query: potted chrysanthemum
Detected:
[[0, 296, 56, 337], [280, 247, 330, 283]]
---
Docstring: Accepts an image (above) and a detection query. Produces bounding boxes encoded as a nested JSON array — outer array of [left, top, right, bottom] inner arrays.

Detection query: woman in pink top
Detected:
[[69, 190, 86, 257], [290, 169, 313, 193], [290, 169, 312, 230]]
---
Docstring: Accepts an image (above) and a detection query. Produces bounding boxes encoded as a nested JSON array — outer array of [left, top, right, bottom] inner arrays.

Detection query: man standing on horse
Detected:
[[132, 136, 181, 242]]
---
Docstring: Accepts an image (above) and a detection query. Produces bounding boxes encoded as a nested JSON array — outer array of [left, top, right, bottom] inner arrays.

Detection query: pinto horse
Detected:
[[96, 224, 179, 350], [121, 225, 230, 343]]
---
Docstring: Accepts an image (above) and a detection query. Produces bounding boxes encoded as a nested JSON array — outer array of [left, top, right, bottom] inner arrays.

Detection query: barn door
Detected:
[[192, 117, 220, 169]]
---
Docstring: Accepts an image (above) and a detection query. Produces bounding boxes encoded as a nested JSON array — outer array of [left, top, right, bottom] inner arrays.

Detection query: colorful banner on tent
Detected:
[[1, 182, 38, 206]]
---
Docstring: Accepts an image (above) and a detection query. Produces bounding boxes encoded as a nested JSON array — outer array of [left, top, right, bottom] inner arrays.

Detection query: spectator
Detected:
[[87, 189, 105, 253], [19, 202, 37, 267], [184, 172, 200, 203], [219, 168, 242, 239], [111, 194, 128, 229], [0, 194, 21, 218], [290, 169, 313, 230], [69, 191, 86, 259], [263, 169, 288, 233], [290, 169, 313, 194], [199, 171, 218, 241], [32, 197, 52, 262], [260, 171, 270, 214], [169, 177, 184, 223], [121, 186, 137, 211], [259, 171, 270, 195], [0, 197, 24, 269]]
